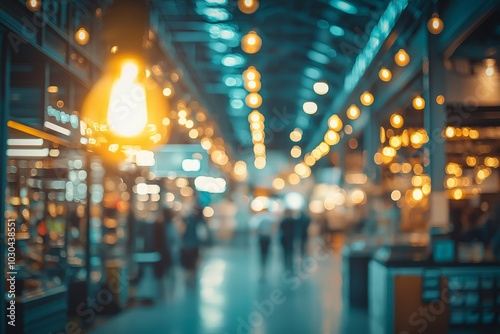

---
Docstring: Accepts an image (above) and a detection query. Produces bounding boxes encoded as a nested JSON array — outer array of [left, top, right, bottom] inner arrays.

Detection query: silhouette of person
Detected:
[[153, 210, 172, 280], [180, 206, 207, 285], [279, 209, 296, 271], [250, 208, 276, 278], [295, 210, 311, 260]]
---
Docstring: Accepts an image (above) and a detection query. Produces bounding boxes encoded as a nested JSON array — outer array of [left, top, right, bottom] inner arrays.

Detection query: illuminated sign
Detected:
[[46, 106, 79, 129], [182, 159, 201, 172], [45, 105, 80, 138], [152, 144, 209, 177], [194, 176, 226, 193]]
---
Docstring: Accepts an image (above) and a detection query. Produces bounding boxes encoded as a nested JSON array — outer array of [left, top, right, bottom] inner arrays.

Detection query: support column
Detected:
[[423, 24, 449, 229], [0, 30, 9, 334]]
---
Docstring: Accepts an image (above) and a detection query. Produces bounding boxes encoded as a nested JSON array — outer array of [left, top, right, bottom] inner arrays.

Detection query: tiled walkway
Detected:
[[90, 236, 370, 334]]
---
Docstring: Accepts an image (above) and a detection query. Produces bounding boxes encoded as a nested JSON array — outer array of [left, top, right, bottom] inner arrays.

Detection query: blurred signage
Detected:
[[316, 167, 342, 185], [182, 159, 201, 172], [152, 144, 208, 177], [44, 105, 80, 138]]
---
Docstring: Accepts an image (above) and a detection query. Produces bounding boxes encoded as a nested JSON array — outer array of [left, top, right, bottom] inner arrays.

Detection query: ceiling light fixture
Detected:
[[303, 101, 318, 114], [238, 0, 259, 14], [395, 49, 410, 67], [313, 82, 329, 95], [346, 104, 360, 120], [360, 91, 374, 106], [75, 27, 90, 45], [378, 67, 392, 82], [427, 13, 444, 34], [241, 30, 262, 54]]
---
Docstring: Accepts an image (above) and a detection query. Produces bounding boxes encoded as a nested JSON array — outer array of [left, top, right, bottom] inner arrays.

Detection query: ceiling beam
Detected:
[[305, 0, 414, 152], [440, 0, 498, 58]]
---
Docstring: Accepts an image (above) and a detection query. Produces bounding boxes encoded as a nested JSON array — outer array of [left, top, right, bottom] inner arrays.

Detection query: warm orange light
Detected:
[[390, 113, 404, 128], [328, 115, 343, 131], [288, 173, 300, 185], [324, 130, 340, 145], [26, 0, 41, 11], [244, 79, 261, 92], [248, 110, 263, 123], [412, 96, 425, 110], [162, 86, 173, 97], [75, 27, 90, 45], [360, 91, 374, 106], [254, 156, 266, 169], [243, 66, 261, 81], [436, 95, 445, 105], [245, 93, 262, 108], [346, 104, 360, 120], [290, 145, 302, 158], [241, 31, 262, 54], [273, 178, 285, 190], [379, 68, 392, 82], [451, 188, 463, 200], [290, 128, 302, 142], [238, 0, 259, 14], [395, 49, 410, 67], [81, 58, 168, 161], [427, 14, 444, 34]]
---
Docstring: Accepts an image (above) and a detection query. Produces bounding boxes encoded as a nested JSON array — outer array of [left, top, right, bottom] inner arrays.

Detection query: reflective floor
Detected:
[[90, 236, 370, 334]]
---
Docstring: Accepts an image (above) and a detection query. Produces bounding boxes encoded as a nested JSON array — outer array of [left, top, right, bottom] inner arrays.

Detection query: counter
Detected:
[[5, 285, 68, 334], [369, 245, 500, 334]]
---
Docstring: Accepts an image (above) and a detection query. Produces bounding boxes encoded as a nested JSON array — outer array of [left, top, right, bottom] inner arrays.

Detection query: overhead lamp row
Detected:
[[249, 110, 266, 169]]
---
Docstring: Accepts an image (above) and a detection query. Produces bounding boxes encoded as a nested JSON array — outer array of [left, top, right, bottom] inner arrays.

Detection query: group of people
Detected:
[[151, 206, 210, 285], [251, 208, 311, 277]]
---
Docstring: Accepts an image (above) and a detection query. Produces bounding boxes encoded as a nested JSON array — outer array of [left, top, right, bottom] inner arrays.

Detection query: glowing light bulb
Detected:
[[238, 0, 259, 14], [243, 66, 260, 82], [412, 188, 423, 201], [346, 104, 360, 120], [26, 0, 41, 11], [436, 95, 445, 105], [290, 128, 302, 142], [324, 130, 340, 145], [254, 156, 266, 169], [395, 49, 410, 67], [241, 31, 262, 54], [75, 27, 90, 45], [328, 115, 343, 131], [107, 61, 148, 137], [390, 114, 404, 128], [244, 79, 261, 92], [313, 82, 329, 95], [412, 96, 425, 110], [360, 91, 374, 106], [303, 101, 318, 114], [273, 178, 285, 190], [379, 68, 392, 82], [163, 87, 173, 97], [427, 14, 444, 34], [290, 145, 302, 158], [245, 93, 262, 108]]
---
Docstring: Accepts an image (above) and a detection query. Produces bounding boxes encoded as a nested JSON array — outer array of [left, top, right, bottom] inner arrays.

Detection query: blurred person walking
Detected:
[[250, 208, 277, 279], [279, 209, 296, 271], [153, 210, 173, 297], [180, 206, 208, 285], [295, 210, 311, 261], [163, 208, 180, 268]]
